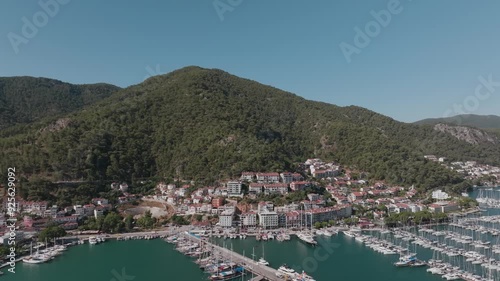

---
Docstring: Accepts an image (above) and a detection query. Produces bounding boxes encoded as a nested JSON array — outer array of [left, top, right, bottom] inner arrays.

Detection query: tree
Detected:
[[137, 210, 157, 229], [125, 214, 134, 231], [102, 212, 125, 233], [314, 222, 322, 229], [38, 225, 67, 242]]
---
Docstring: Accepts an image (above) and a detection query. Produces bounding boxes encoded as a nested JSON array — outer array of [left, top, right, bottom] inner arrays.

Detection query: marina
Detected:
[[3, 188, 500, 280]]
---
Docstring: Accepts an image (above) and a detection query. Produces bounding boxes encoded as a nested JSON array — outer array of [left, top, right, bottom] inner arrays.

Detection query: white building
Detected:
[[94, 208, 104, 219], [249, 183, 264, 194], [240, 212, 257, 227], [256, 173, 280, 183], [226, 181, 243, 197], [258, 209, 279, 229], [280, 172, 293, 184], [73, 205, 84, 216], [240, 172, 255, 181], [432, 190, 450, 200], [119, 183, 129, 192], [219, 209, 234, 227]]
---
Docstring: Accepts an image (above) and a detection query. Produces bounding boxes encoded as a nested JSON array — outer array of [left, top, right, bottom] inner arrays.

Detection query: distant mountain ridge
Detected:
[[0, 76, 120, 130], [415, 114, 500, 129]]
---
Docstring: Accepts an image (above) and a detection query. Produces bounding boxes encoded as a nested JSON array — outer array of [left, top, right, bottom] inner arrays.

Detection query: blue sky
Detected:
[[1, 0, 499, 122]]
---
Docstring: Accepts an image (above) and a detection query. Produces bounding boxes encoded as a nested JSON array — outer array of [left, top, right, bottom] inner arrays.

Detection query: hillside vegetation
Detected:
[[415, 114, 500, 129], [0, 77, 120, 130], [1, 67, 499, 194]]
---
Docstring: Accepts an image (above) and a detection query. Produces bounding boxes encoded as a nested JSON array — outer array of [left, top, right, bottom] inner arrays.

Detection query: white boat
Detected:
[[23, 242, 50, 264], [297, 232, 317, 245], [343, 231, 357, 238], [257, 257, 269, 266], [257, 244, 269, 266], [321, 230, 334, 237], [89, 237, 98, 245], [22, 255, 48, 264], [294, 270, 316, 281], [278, 264, 296, 275]]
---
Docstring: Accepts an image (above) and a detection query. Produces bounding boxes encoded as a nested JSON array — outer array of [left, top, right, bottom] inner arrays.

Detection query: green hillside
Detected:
[[0, 76, 120, 129], [1, 67, 499, 194], [415, 114, 500, 129]]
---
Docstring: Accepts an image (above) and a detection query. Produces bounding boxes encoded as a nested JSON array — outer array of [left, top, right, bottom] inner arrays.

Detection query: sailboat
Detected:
[[23, 242, 49, 264], [297, 211, 317, 246], [257, 244, 269, 266]]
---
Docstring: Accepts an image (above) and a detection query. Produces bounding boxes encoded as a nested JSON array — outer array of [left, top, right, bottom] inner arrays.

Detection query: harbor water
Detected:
[[1, 235, 447, 281], [2, 186, 499, 281]]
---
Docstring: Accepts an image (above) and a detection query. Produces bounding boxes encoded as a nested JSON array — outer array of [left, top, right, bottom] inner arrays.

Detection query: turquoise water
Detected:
[[2, 186, 498, 281], [1, 236, 444, 281]]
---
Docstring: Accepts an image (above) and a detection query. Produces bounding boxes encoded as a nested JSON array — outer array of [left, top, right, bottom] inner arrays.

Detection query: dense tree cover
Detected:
[[1, 67, 499, 195], [20, 179, 119, 207], [384, 211, 448, 227], [137, 210, 157, 229], [0, 77, 119, 130], [38, 225, 67, 241], [415, 114, 500, 129], [314, 220, 336, 229], [78, 212, 126, 233], [168, 214, 190, 226], [457, 197, 478, 209]]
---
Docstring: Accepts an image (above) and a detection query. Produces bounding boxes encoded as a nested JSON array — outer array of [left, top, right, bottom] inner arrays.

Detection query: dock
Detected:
[[180, 232, 282, 281]]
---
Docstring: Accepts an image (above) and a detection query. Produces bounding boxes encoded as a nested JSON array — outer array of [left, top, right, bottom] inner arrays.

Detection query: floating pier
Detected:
[[180, 232, 281, 281]]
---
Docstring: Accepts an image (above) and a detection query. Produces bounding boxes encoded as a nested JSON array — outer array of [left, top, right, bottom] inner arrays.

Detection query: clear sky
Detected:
[[1, 0, 499, 122]]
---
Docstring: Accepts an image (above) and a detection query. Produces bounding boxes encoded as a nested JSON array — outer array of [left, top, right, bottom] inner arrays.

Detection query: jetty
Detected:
[[180, 231, 282, 281]]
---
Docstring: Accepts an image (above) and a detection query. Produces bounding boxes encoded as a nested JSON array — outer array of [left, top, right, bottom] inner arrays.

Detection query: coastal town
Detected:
[[1, 158, 481, 239], [1, 156, 499, 280]]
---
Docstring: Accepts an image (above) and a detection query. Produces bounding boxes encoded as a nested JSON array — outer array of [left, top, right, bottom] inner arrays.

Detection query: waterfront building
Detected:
[[240, 211, 257, 227], [219, 209, 234, 227], [258, 209, 279, 229]]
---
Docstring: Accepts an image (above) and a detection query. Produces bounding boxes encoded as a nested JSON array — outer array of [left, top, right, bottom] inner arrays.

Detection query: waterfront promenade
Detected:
[[180, 232, 281, 281]]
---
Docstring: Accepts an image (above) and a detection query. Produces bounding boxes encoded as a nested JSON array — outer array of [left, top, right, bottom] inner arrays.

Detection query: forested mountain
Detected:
[[0, 77, 120, 129], [415, 114, 500, 129], [1, 67, 499, 194]]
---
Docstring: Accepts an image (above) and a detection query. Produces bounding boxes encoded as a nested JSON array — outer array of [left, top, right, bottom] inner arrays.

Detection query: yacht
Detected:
[[23, 242, 50, 264], [297, 232, 317, 245], [321, 229, 334, 237], [343, 231, 357, 238], [22, 255, 48, 264], [89, 236, 98, 245], [294, 271, 316, 281], [257, 244, 269, 266], [278, 264, 296, 275], [257, 257, 269, 266]]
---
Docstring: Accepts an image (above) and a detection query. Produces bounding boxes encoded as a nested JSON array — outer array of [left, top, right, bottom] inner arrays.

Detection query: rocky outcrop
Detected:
[[434, 123, 499, 145]]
